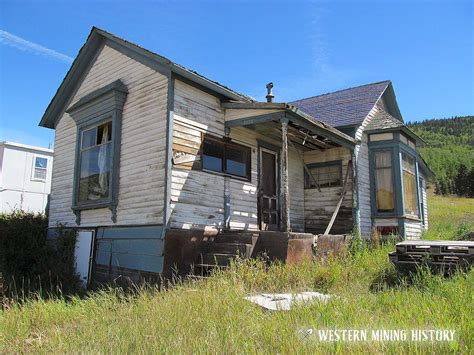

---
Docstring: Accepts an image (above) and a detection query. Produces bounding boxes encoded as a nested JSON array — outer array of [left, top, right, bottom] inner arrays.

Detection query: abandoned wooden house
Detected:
[[40, 27, 431, 285]]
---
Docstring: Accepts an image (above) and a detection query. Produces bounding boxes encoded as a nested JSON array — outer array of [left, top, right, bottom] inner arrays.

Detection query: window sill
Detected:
[[31, 178, 46, 183], [72, 200, 113, 211], [403, 214, 421, 221], [201, 168, 251, 183]]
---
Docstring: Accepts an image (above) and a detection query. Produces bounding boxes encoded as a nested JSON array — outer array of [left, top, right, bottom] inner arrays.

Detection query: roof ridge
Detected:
[[290, 80, 391, 103]]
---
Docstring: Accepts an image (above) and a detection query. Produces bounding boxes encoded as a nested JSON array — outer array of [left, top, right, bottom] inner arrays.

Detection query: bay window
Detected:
[[66, 80, 128, 224], [402, 153, 418, 216], [374, 151, 395, 213]]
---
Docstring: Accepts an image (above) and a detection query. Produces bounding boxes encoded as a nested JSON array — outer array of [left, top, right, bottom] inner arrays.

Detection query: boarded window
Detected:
[[78, 121, 113, 202], [202, 136, 251, 180], [304, 161, 342, 189], [374, 151, 395, 212], [402, 153, 418, 216], [33, 157, 48, 180], [370, 132, 394, 142]]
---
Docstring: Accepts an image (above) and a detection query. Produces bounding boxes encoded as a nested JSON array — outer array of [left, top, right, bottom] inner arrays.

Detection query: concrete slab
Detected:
[[244, 291, 331, 311]]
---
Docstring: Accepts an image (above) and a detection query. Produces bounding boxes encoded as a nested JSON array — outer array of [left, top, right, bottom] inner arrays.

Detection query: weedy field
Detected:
[[1, 195, 473, 353]]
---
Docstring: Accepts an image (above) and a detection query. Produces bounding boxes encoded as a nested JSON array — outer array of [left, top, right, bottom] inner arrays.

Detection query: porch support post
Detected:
[[280, 118, 290, 232]]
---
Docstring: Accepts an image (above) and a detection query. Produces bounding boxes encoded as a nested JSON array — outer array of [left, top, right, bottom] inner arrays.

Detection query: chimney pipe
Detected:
[[266, 82, 274, 103]]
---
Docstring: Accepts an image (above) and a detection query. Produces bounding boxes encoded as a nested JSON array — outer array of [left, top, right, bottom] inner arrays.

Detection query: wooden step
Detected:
[[207, 242, 252, 256], [214, 232, 258, 245], [200, 253, 237, 266]]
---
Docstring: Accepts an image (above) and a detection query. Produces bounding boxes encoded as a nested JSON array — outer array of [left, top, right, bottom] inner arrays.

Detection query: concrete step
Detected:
[[207, 242, 252, 256]]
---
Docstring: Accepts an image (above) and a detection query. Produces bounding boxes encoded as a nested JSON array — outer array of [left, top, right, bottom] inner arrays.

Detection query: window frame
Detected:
[[401, 151, 420, 218], [31, 156, 48, 181], [201, 134, 252, 182], [66, 80, 128, 224], [373, 149, 396, 214], [77, 119, 114, 204], [303, 160, 343, 189]]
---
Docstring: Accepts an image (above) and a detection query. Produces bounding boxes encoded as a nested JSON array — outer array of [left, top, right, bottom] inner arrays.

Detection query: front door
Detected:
[[258, 148, 279, 230]]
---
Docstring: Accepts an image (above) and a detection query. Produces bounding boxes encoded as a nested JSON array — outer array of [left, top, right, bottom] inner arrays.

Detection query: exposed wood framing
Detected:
[[288, 140, 321, 192], [324, 160, 352, 235]]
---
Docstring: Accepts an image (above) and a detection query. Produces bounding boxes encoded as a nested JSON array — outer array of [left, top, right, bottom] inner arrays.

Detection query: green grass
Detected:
[[1, 196, 473, 353], [423, 193, 474, 240]]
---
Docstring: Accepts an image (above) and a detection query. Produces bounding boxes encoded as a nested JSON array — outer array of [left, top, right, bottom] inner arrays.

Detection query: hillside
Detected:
[[407, 116, 474, 195]]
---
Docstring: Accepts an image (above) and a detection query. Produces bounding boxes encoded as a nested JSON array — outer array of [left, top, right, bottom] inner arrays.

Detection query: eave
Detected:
[[39, 27, 253, 129]]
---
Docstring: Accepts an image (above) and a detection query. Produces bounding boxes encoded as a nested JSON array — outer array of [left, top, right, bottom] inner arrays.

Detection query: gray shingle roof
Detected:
[[290, 80, 391, 128], [365, 110, 404, 131]]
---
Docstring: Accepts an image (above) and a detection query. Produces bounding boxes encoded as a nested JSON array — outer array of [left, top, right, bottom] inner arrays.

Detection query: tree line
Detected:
[[407, 116, 474, 197]]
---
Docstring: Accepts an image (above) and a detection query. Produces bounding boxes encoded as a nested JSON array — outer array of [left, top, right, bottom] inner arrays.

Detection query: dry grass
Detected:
[[1, 195, 473, 353]]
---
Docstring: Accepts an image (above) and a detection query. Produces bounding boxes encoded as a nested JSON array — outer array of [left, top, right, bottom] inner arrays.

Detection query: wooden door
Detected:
[[259, 148, 279, 230]]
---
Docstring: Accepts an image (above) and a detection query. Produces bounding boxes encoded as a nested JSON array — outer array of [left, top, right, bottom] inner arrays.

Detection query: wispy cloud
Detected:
[[0, 30, 73, 64]]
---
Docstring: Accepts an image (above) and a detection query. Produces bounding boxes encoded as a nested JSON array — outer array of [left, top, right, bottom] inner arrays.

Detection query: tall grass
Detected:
[[1, 196, 473, 352], [423, 194, 474, 240]]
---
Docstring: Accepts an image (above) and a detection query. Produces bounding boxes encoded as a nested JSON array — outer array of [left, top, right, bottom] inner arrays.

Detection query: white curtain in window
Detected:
[[97, 124, 109, 195]]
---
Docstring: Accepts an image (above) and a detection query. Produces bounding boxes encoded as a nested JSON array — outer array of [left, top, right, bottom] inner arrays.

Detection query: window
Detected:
[[33, 157, 48, 180], [304, 161, 342, 189], [419, 177, 425, 225], [66, 79, 128, 224], [202, 136, 251, 180], [374, 151, 395, 212], [402, 153, 418, 216], [78, 121, 112, 202]]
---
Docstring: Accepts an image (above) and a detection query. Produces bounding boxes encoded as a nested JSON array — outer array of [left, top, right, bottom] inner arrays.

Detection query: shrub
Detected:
[[0, 210, 80, 299]]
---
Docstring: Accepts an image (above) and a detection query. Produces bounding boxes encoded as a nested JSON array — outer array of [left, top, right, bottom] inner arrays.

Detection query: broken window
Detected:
[[304, 161, 342, 188], [78, 121, 113, 202]]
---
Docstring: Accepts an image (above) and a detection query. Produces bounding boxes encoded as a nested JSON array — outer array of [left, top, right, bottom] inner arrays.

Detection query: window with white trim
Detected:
[[33, 157, 48, 180]]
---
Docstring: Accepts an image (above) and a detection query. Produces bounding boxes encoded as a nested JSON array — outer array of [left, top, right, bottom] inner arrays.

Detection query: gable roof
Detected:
[[40, 27, 253, 128], [365, 110, 404, 131], [290, 80, 402, 128]]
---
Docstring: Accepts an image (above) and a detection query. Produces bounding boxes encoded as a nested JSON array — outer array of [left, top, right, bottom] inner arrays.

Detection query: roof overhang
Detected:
[[223, 102, 356, 149], [40, 27, 252, 129]]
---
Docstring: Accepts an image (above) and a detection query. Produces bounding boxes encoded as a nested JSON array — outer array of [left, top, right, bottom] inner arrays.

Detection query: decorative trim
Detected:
[[162, 72, 174, 236], [69, 80, 128, 224]]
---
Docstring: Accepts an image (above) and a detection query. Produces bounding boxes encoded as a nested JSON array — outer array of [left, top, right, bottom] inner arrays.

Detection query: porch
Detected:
[[223, 102, 357, 235]]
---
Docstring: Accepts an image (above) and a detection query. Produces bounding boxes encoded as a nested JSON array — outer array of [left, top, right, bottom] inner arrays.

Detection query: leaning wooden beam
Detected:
[[324, 161, 352, 235], [280, 118, 290, 232], [288, 140, 321, 192]]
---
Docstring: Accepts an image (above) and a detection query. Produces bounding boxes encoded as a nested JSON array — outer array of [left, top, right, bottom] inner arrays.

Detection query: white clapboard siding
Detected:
[[422, 187, 429, 231], [48, 44, 168, 228], [303, 147, 353, 233], [170, 83, 304, 231], [405, 219, 423, 239], [354, 106, 379, 236]]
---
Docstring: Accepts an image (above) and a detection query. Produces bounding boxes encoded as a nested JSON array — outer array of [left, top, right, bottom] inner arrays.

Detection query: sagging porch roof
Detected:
[[223, 102, 357, 150]]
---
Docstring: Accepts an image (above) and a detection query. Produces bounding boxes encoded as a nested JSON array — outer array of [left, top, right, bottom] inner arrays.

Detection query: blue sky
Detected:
[[0, 0, 472, 148]]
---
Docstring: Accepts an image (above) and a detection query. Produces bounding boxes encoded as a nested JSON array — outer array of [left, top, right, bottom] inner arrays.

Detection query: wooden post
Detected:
[[281, 118, 290, 232]]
